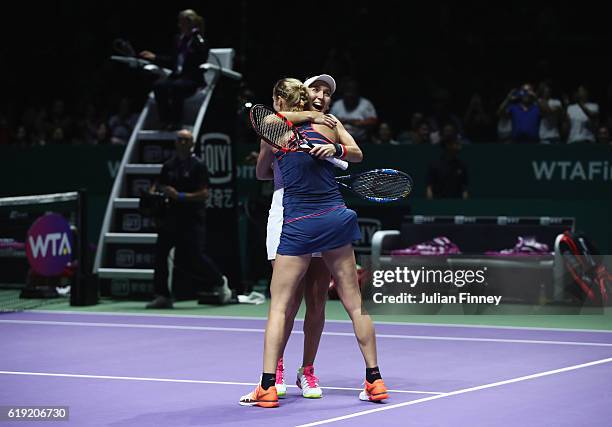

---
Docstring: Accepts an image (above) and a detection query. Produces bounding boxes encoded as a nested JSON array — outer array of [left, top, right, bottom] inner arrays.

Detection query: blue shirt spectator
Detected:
[[497, 83, 541, 143], [508, 102, 540, 143]]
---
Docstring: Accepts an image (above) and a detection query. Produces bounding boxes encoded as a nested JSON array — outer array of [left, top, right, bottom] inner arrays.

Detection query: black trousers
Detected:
[[153, 78, 199, 126], [153, 217, 223, 298]]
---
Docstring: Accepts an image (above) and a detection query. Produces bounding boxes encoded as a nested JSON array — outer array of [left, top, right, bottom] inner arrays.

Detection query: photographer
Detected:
[[497, 83, 541, 143], [146, 129, 230, 309]]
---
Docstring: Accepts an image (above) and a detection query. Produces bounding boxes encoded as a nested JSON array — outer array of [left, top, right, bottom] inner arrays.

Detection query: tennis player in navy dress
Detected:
[[276, 123, 361, 255], [255, 75, 343, 400], [240, 78, 388, 408]]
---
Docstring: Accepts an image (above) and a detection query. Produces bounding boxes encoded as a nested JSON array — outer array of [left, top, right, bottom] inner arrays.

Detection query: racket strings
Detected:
[[250, 107, 295, 150], [352, 172, 413, 199]]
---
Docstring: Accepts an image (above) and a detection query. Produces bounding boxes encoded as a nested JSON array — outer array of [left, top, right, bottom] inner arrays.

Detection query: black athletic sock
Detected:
[[260, 372, 276, 390], [366, 366, 382, 383]]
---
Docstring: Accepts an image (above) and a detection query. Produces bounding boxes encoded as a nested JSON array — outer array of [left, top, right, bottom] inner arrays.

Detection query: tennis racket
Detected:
[[336, 169, 413, 203], [249, 104, 349, 170]]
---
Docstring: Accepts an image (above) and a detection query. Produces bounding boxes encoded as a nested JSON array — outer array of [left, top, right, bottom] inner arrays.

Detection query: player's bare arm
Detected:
[[256, 140, 275, 180]]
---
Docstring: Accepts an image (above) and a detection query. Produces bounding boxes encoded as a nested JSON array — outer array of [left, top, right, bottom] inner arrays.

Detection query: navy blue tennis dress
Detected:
[[275, 123, 361, 256]]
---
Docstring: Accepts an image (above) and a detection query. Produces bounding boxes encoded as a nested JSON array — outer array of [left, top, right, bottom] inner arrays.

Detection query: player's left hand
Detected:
[[313, 114, 337, 129], [309, 143, 336, 159]]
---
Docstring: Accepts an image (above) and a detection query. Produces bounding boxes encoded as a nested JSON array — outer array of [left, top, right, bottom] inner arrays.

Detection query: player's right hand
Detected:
[[309, 143, 336, 159], [139, 50, 156, 61]]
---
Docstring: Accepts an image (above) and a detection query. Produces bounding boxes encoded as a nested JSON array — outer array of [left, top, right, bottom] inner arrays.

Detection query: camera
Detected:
[[513, 89, 527, 99], [139, 190, 168, 219]]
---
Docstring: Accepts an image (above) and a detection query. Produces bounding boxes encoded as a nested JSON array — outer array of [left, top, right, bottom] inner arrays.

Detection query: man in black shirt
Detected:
[[426, 123, 469, 199], [140, 9, 209, 130], [146, 129, 230, 308]]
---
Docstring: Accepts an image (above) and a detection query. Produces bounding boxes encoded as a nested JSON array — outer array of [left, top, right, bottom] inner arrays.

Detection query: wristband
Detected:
[[333, 143, 347, 159], [333, 143, 343, 158], [178, 192, 186, 201]]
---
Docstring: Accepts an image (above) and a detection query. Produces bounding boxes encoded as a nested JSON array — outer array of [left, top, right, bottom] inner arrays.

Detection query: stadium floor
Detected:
[[3, 292, 610, 330], [2, 295, 611, 426]]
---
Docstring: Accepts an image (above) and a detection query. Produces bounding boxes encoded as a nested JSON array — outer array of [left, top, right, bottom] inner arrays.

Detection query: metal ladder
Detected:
[[93, 48, 242, 283]]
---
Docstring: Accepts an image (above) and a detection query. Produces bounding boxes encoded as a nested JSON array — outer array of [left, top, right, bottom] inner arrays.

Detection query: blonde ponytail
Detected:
[[273, 78, 309, 112]]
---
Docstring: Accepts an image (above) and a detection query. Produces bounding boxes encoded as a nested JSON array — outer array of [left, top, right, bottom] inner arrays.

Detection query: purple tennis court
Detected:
[[1, 311, 611, 426]]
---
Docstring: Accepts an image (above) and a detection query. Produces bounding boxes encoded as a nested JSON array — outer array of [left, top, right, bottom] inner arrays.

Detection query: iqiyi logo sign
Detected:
[[201, 133, 232, 184], [26, 214, 73, 276]]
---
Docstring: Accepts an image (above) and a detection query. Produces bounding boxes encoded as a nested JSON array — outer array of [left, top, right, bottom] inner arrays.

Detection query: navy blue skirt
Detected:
[[277, 206, 361, 256]]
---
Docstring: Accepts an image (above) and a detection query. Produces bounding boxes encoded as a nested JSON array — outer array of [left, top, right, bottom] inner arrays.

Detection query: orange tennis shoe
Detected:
[[239, 384, 279, 408], [359, 379, 389, 402]]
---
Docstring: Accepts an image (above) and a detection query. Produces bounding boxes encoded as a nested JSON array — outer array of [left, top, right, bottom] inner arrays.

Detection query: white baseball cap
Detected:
[[304, 74, 336, 95]]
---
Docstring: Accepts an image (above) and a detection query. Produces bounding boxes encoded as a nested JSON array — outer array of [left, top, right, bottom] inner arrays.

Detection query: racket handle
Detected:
[[326, 157, 348, 170], [298, 142, 348, 169]]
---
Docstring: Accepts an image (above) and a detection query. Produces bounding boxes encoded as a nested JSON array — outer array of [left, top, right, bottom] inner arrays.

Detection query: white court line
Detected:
[[29, 309, 612, 334], [2, 319, 612, 347], [295, 356, 612, 427], [0, 371, 442, 395]]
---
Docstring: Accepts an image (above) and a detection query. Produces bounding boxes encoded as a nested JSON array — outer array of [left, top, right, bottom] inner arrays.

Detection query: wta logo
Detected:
[[26, 214, 73, 276]]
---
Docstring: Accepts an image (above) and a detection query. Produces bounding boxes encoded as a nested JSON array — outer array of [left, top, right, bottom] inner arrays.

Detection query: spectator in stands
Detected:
[[565, 85, 599, 144], [496, 115, 511, 143], [371, 122, 400, 145], [140, 9, 209, 130], [440, 122, 465, 146], [48, 99, 73, 143], [596, 126, 610, 144], [50, 126, 67, 145], [76, 103, 102, 145], [330, 78, 378, 144], [95, 122, 111, 145], [426, 123, 469, 199], [30, 105, 53, 146], [13, 125, 29, 147], [398, 112, 431, 145], [31, 129, 48, 146], [20, 106, 38, 137], [497, 84, 540, 143], [537, 81, 563, 144], [398, 112, 422, 144], [427, 88, 462, 144], [109, 98, 138, 145], [463, 93, 494, 143]]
